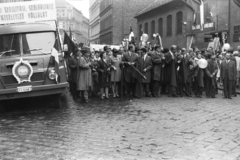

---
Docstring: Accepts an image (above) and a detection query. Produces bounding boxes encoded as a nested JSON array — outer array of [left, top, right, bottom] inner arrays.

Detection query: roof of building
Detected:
[[135, 0, 193, 18], [56, 0, 69, 8]]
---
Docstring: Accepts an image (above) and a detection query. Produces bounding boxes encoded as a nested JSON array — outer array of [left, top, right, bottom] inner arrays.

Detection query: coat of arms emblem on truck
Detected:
[[12, 58, 33, 84]]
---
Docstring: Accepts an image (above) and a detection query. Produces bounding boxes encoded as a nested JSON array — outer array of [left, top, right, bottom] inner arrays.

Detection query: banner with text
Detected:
[[0, 0, 56, 25]]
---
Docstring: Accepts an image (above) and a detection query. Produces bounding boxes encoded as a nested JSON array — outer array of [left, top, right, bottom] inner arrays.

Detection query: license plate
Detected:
[[17, 86, 32, 93]]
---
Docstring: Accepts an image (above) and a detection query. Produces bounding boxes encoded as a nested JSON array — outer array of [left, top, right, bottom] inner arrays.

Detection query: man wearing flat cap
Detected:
[[164, 45, 178, 97]]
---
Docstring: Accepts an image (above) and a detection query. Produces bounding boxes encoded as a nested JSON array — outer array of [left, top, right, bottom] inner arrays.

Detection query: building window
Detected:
[[158, 18, 163, 37], [139, 24, 142, 40], [151, 20, 155, 39], [144, 22, 148, 34], [167, 15, 172, 37], [176, 11, 183, 35]]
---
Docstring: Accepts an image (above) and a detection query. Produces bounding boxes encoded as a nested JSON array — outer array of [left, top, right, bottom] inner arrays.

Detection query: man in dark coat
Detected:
[[205, 54, 218, 98], [161, 48, 169, 95], [176, 48, 189, 97], [229, 48, 237, 97], [122, 45, 138, 96], [149, 45, 163, 97], [164, 45, 178, 97], [136, 48, 153, 97], [221, 53, 237, 99], [68, 50, 80, 101]]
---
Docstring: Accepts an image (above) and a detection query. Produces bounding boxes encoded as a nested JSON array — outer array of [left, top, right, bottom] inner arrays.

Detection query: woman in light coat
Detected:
[[77, 50, 92, 103]]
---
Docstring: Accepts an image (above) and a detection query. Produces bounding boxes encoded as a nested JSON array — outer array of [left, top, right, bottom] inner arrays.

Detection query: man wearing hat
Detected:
[[229, 48, 237, 97], [161, 48, 169, 95], [221, 53, 236, 99], [176, 48, 191, 97], [236, 47, 240, 87], [122, 45, 138, 96], [205, 53, 218, 98], [149, 45, 162, 97], [136, 48, 153, 97], [164, 45, 178, 97], [77, 48, 92, 103]]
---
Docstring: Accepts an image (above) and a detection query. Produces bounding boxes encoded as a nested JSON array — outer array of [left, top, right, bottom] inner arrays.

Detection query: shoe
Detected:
[[211, 96, 216, 98], [234, 94, 237, 97], [116, 94, 119, 97], [228, 97, 232, 99], [100, 97, 104, 100]]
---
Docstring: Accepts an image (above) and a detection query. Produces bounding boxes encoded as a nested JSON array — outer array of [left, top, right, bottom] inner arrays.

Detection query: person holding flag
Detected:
[[122, 45, 138, 97], [136, 48, 152, 97]]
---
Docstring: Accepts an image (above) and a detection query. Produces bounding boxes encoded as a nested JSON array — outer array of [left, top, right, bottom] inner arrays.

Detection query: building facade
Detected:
[[56, 0, 89, 44], [135, 0, 240, 50], [89, 0, 100, 44], [99, 0, 155, 45]]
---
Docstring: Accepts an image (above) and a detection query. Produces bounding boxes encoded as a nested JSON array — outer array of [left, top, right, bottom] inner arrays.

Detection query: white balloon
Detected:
[[142, 34, 149, 42], [223, 43, 230, 51]]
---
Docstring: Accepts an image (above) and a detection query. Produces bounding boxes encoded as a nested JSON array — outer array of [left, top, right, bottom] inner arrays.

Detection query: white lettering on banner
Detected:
[[0, 0, 56, 24]]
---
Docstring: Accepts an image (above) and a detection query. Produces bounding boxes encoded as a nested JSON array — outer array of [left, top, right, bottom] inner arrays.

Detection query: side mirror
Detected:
[[63, 44, 68, 52]]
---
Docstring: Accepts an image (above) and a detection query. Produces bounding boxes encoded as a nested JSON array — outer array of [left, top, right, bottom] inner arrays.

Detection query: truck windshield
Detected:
[[23, 32, 55, 55], [0, 34, 20, 57], [0, 32, 55, 58]]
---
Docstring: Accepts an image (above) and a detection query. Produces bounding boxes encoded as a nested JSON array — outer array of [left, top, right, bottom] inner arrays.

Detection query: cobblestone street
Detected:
[[1, 93, 240, 160]]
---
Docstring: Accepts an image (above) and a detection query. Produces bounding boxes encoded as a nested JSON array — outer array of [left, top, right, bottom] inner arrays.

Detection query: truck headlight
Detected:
[[49, 69, 57, 80]]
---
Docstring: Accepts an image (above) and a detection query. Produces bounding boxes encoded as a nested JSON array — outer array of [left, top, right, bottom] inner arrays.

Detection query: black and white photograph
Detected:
[[0, 0, 240, 159]]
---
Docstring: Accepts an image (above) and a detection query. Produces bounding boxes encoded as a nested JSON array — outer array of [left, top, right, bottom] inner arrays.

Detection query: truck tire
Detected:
[[0, 101, 6, 113], [50, 94, 61, 108]]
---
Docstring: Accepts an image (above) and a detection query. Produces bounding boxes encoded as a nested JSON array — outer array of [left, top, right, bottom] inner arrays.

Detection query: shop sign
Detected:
[[192, 22, 215, 33], [233, 25, 240, 42]]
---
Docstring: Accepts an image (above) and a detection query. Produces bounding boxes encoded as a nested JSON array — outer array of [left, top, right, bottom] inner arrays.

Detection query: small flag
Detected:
[[129, 26, 135, 43], [51, 39, 60, 83]]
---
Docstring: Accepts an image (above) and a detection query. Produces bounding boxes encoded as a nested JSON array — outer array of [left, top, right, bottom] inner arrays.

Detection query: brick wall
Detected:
[[136, 3, 193, 49], [99, 0, 155, 45], [136, 0, 232, 50]]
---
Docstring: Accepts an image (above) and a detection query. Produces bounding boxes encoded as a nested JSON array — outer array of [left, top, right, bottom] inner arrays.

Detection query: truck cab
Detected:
[[0, 22, 68, 108]]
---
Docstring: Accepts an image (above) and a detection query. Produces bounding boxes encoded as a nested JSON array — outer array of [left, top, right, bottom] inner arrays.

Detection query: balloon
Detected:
[[142, 33, 149, 42], [222, 43, 230, 51], [197, 59, 208, 69]]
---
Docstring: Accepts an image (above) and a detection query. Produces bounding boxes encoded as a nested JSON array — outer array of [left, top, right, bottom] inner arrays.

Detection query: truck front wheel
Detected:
[[49, 94, 61, 108]]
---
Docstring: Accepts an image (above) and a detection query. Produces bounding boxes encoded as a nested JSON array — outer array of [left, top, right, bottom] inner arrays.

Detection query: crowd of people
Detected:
[[67, 44, 240, 103]]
